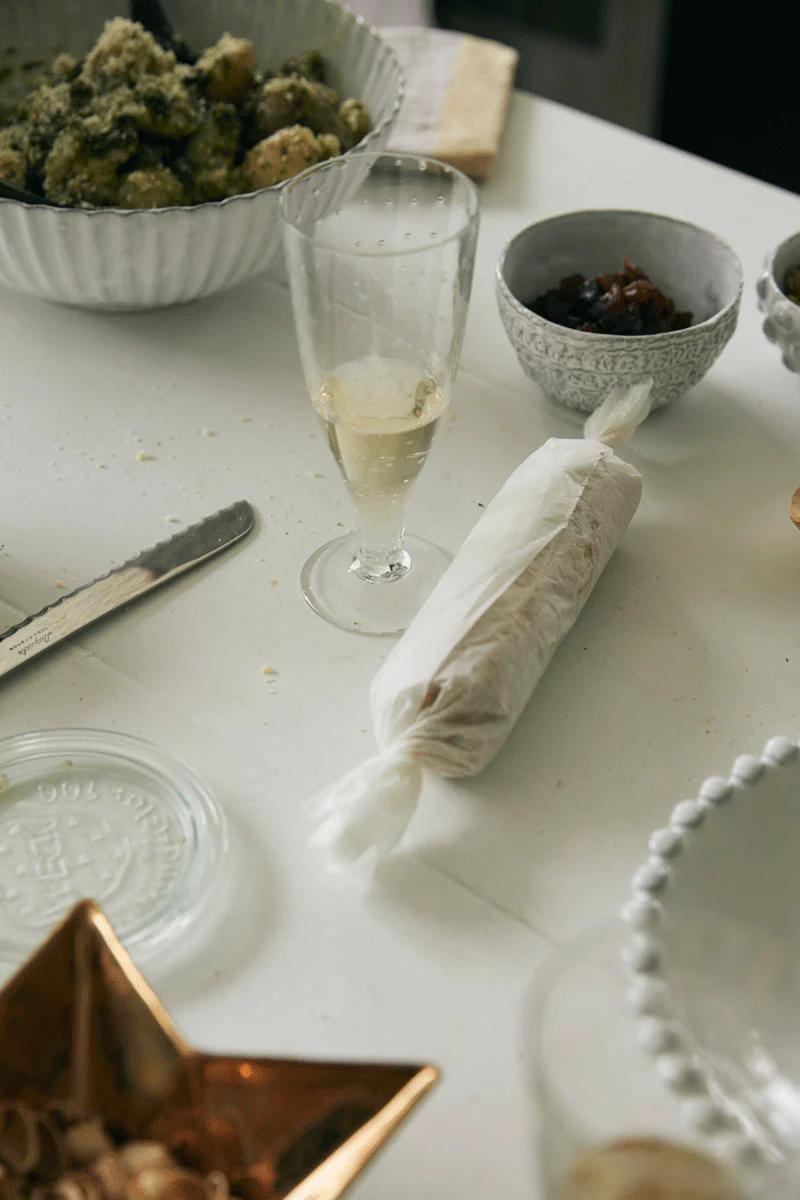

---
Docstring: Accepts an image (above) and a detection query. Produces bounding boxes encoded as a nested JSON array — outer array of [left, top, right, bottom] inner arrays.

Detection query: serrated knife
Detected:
[[0, 500, 254, 680]]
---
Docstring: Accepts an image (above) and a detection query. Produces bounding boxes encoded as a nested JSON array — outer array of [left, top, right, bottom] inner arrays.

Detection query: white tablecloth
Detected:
[[1, 92, 799, 1197]]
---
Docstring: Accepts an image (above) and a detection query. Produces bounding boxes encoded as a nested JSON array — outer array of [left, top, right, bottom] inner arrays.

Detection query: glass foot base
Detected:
[[301, 533, 451, 636]]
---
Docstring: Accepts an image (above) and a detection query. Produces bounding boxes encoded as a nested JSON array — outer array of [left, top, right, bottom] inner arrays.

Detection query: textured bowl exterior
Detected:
[[0, 0, 403, 310], [756, 231, 800, 375], [496, 210, 742, 413]]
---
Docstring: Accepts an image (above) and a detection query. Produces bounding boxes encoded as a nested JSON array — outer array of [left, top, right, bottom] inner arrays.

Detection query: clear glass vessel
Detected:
[[281, 151, 479, 635]]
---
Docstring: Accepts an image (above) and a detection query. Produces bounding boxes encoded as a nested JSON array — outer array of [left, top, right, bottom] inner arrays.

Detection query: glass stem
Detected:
[[351, 498, 411, 583]]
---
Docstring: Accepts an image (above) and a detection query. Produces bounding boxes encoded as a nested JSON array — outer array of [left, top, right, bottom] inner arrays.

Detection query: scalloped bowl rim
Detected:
[[496, 208, 744, 347], [0, 1, 405, 219]]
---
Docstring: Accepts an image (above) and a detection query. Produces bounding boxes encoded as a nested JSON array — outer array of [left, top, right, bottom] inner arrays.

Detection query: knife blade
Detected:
[[0, 500, 254, 680]]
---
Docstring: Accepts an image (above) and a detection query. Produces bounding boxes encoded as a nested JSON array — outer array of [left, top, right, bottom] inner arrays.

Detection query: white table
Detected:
[[1, 92, 799, 1198]]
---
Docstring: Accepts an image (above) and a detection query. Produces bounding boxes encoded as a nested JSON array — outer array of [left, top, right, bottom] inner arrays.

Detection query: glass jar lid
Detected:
[[0, 728, 227, 965]]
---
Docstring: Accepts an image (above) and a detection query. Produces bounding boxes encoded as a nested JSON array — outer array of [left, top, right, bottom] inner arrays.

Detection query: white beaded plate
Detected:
[[624, 736, 800, 1171]]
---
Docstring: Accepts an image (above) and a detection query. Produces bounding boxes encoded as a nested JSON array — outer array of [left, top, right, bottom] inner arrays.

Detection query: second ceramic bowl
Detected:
[[757, 231, 800, 375], [497, 209, 743, 413]]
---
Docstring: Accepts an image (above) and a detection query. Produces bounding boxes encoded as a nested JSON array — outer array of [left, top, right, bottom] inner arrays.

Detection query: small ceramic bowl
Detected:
[[624, 736, 800, 1173], [496, 209, 743, 413], [756, 232, 800, 374]]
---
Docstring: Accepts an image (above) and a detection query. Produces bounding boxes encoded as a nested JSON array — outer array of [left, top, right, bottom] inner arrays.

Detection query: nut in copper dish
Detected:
[[0, 902, 437, 1200]]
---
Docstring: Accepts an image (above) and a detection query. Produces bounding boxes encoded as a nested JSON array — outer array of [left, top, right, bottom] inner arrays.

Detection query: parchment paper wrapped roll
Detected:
[[314, 381, 652, 870]]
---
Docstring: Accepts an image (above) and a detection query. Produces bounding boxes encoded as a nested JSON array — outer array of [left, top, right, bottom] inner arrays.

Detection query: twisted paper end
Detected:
[[584, 377, 654, 447], [311, 749, 423, 873]]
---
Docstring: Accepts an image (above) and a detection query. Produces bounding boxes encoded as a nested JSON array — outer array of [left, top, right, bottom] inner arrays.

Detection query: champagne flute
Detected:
[[280, 151, 479, 635]]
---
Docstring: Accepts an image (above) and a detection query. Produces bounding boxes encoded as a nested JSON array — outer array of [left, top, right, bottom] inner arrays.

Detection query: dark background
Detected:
[[434, 0, 799, 195], [658, 2, 798, 194]]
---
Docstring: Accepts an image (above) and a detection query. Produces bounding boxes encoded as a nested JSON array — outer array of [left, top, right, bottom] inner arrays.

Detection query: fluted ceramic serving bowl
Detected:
[[497, 210, 743, 413], [757, 231, 800, 375], [0, 0, 403, 310], [624, 736, 800, 1176]]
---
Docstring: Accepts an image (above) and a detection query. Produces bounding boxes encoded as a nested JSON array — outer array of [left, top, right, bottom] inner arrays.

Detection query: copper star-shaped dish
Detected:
[[0, 902, 437, 1199]]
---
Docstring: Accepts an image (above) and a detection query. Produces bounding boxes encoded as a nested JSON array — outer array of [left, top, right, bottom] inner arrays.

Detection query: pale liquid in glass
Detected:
[[313, 356, 448, 554]]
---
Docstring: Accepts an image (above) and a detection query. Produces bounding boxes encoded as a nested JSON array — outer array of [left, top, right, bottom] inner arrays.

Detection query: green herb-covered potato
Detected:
[[280, 49, 325, 81], [0, 125, 28, 186], [43, 127, 127, 207], [0, 144, 27, 187], [82, 16, 175, 89], [190, 162, 246, 203], [339, 97, 372, 149], [14, 81, 74, 172], [244, 124, 326, 189], [185, 103, 241, 167], [118, 164, 186, 208], [316, 132, 342, 160], [128, 65, 204, 139], [251, 75, 345, 141], [196, 34, 256, 102]]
